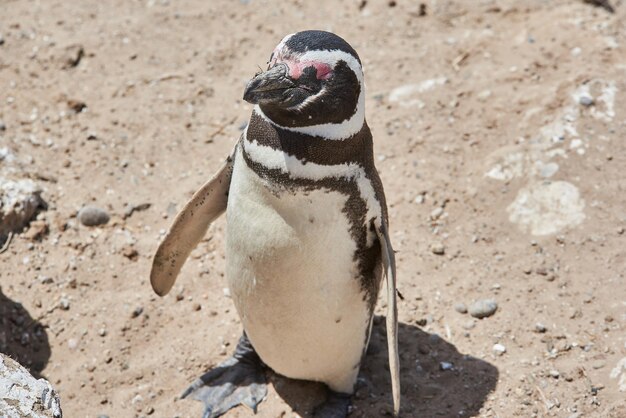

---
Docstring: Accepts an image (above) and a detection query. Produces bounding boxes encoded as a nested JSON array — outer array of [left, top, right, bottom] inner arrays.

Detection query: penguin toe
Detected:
[[181, 335, 267, 417]]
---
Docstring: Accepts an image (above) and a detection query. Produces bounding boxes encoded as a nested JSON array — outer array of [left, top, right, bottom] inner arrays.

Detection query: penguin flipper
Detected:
[[150, 143, 238, 296], [376, 221, 400, 417]]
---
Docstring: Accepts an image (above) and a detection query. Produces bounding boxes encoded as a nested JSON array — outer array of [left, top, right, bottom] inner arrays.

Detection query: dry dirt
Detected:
[[1, 0, 626, 417]]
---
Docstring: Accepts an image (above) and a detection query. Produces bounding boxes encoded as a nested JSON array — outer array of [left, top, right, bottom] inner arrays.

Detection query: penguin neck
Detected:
[[244, 108, 373, 169]]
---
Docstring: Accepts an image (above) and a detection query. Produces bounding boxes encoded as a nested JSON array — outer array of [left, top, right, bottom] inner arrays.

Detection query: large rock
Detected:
[[0, 354, 62, 417], [0, 177, 46, 244]]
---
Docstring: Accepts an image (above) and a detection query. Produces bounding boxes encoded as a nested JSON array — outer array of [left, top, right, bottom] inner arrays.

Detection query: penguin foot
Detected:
[[181, 334, 267, 418], [313, 390, 352, 418]]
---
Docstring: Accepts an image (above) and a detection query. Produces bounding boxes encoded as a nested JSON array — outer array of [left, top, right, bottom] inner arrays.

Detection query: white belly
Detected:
[[225, 148, 371, 393]]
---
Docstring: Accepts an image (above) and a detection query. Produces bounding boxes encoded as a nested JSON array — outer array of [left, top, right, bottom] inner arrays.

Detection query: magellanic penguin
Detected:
[[151, 30, 400, 418]]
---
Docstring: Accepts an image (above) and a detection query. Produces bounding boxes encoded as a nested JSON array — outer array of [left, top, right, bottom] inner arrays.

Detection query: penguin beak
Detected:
[[243, 63, 296, 104]]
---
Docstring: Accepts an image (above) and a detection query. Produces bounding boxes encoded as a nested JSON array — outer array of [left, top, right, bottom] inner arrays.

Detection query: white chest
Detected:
[[225, 148, 371, 393]]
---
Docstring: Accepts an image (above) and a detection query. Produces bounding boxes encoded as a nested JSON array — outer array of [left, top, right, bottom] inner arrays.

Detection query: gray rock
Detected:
[[430, 242, 445, 255], [0, 120, 6, 131], [77, 206, 110, 227], [534, 323, 547, 333], [578, 95, 594, 107], [1, 178, 46, 243], [454, 303, 468, 314], [468, 299, 498, 318], [492, 343, 506, 356], [0, 353, 62, 417]]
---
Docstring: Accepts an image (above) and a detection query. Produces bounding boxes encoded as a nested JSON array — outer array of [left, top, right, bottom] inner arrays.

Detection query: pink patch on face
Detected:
[[281, 59, 333, 80]]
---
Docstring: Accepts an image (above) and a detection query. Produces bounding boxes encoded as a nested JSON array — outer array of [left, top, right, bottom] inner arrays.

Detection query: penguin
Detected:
[[150, 30, 399, 418]]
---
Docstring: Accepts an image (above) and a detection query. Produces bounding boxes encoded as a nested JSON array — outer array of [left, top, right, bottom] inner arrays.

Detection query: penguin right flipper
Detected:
[[150, 142, 239, 296], [181, 334, 267, 418], [376, 221, 400, 417]]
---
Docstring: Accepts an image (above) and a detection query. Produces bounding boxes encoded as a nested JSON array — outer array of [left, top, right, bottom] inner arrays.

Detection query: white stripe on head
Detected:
[[242, 132, 380, 245], [258, 49, 366, 141]]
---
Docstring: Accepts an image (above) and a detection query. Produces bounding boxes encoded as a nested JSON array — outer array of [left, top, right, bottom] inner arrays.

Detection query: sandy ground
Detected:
[[1, 0, 626, 417]]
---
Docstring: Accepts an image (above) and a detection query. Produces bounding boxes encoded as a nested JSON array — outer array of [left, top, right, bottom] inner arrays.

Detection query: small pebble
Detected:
[[223, 288, 231, 298], [193, 303, 201, 311], [59, 298, 70, 310], [0, 120, 5, 131], [454, 303, 467, 314], [468, 299, 498, 318], [591, 360, 606, 370], [131, 306, 144, 318], [430, 207, 444, 220], [493, 343, 506, 356], [439, 361, 454, 371], [78, 206, 110, 227], [549, 369, 560, 378], [462, 320, 476, 330], [534, 323, 547, 333], [430, 242, 445, 255], [0, 34, 4, 46], [67, 338, 78, 350], [579, 95, 594, 107]]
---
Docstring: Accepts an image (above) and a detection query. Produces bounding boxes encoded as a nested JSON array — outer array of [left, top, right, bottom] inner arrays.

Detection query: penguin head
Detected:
[[243, 30, 364, 130]]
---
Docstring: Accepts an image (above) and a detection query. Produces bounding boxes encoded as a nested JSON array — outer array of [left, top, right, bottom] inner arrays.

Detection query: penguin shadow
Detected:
[[0, 286, 51, 378], [272, 317, 498, 417]]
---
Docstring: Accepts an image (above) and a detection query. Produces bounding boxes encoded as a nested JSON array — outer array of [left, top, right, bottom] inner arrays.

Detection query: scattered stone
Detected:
[[38, 275, 54, 285], [1, 178, 46, 242], [578, 94, 594, 107], [193, 303, 201, 311], [439, 361, 454, 371], [0, 121, 5, 131], [123, 202, 151, 219], [477, 89, 492, 102], [454, 303, 468, 314], [98, 328, 107, 337], [430, 207, 444, 220], [468, 299, 498, 319], [77, 206, 110, 227], [0, 354, 63, 417], [66, 99, 86, 113], [430, 242, 445, 255], [534, 323, 547, 333], [492, 343, 506, 356], [462, 320, 476, 330], [60, 44, 84, 69], [0, 34, 4, 46], [59, 298, 70, 310], [131, 307, 143, 318], [23, 220, 48, 241], [67, 338, 78, 350], [549, 369, 560, 378], [121, 245, 139, 261], [415, 318, 427, 327], [223, 288, 231, 298], [591, 360, 606, 370]]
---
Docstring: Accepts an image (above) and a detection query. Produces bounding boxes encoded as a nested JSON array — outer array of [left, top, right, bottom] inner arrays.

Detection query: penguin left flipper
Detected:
[[150, 142, 239, 296], [181, 334, 267, 418], [376, 221, 401, 417]]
